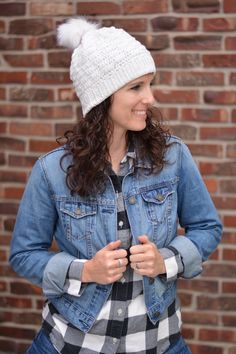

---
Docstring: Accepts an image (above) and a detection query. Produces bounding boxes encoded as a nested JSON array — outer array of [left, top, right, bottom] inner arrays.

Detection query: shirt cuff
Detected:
[[159, 247, 184, 281], [64, 259, 88, 296]]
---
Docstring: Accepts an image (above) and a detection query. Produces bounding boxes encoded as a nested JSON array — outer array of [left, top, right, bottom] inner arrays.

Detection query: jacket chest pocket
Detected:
[[141, 186, 174, 224], [59, 201, 97, 241]]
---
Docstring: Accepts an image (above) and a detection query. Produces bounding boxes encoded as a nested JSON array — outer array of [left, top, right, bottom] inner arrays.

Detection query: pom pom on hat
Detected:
[[57, 17, 156, 116], [57, 17, 98, 50]]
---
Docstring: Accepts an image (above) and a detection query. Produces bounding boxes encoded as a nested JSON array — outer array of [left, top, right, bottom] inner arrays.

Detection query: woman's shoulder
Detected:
[[37, 146, 72, 174]]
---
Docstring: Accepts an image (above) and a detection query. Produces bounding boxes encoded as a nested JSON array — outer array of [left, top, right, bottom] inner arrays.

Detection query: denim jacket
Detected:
[[9, 136, 222, 332]]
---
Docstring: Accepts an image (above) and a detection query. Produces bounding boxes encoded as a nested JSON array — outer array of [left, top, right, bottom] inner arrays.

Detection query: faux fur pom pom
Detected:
[[57, 17, 98, 50]]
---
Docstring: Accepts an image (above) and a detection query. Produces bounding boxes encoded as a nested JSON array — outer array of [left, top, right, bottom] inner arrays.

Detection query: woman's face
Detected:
[[108, 73, 155, 137]]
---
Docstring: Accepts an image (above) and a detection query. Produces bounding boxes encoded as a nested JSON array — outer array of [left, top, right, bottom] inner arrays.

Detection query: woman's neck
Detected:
[[109, 133, 127, 174]]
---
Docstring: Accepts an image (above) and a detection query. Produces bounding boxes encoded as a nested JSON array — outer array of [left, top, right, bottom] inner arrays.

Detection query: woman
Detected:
[[9, 18, 222, 354]]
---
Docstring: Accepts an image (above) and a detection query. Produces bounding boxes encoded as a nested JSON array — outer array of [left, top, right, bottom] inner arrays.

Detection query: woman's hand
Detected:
[[82, 240, 128, 284], [129, 235, 166, 277]]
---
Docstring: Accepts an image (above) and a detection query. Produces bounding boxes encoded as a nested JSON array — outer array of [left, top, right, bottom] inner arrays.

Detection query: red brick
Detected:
[[0, 20, 5, 33], [30, 2, 74, 16], [0, 294, 32, 308], [9, 122, 53, 136], [200, 127, 236, 140], [232, 109, 236, 122], [223, 282, 236, 293], [203, 54, 236, 67], [220, 180, 236, 193], [223, 249, 236, 261], [198, 295, 236, 311], [48, 51, 71, 68], [102, 18, 147, 32], [0, 326, 35, 340], [199, 328, 236, 343], [0, 137, 25, 152], [0, 88, 5, 99], [177, 72, 224, 86], [28, 34, 57, 50], [154, 71, 173, 86], [4, 54, 43, 67], [0, 152, 6, 166], [0, 37, 23, 50], [199, 161, 236, 176], [31, 105, 73, 119], [124, 0, 168, 14], [222, 232, 236, 244], [4, 218, 16, 232], [182, 310, 218, 325], [151, 16, 198, 31], [154, 89, 199, 103], [186, 144, 222, 158], [0, 104, 27, 118], [181, 108, 227, 122], [159, 107, 178, 120], [10, 87, 54, 102], [4, 187, 24, 200], [0, 71, 27, 84], [204, 90, 236, 104], [204, 17, 236, 31], [154, 53, 200, 68], [213, 196, 236, 210], [134, 34, 169, 50], [9, 19, 53, 35], [226, 37, 236, 50], [189, 343, 223, 354], [169, 124, 197, 140], [203, 178, 218, 193], [0, 339, 16, 352], [230, 73, 236, 85], [0, 202, 19, 215], [0, 281, 7, 292], [178, 292, 193, 307], [55, 123, 77, 137], [9, 155, 37, 168], [0, 249, 7, 261], [10, 281, 41, 295], [29, 139, 58, 153], [224, 216, 236, 228], [76, 2, 121, 15], [174, 35, 221, 50], [178, 278, 218, 292], [182, 327, 195, 339], [0, 3, 25, 16], [222, 315, 236, 327], [31, 71, 70, 85], [224, 0, 236, 12], [202, 264, 236, 279], [58, 88, 77, 101], [172, 0, 220, 13], [226, 144, 236, 158]]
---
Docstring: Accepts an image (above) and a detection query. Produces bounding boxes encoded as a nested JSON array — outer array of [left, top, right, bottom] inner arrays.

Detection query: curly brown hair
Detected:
[[60, 97, 170, 196]]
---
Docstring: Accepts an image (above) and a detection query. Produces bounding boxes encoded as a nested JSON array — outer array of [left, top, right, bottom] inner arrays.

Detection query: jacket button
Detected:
[[156, 193, 164, 202], [129, 196, 136, 205], [75, 208, 81, 215]]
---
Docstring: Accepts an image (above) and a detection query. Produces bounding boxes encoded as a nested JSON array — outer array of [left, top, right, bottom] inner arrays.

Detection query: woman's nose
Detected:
[[142, 87, 155, 105]]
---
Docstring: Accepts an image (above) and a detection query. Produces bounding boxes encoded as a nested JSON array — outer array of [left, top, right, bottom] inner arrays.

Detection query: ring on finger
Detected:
[[118, 259, 122, 267]]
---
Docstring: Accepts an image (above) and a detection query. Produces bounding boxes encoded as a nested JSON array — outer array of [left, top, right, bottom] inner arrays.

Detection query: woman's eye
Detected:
[[130, 84, 141, 90]]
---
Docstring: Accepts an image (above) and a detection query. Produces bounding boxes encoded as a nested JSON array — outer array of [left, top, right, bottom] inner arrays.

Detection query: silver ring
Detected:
[[118, 259, 122, 267]]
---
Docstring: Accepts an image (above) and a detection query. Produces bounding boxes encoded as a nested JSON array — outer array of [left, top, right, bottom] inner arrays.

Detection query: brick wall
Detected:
[[0, 0, 236, 353]]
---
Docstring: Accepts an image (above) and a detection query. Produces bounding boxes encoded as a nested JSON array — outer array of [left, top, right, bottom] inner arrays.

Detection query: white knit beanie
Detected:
[[57, 17, 156, 116]]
